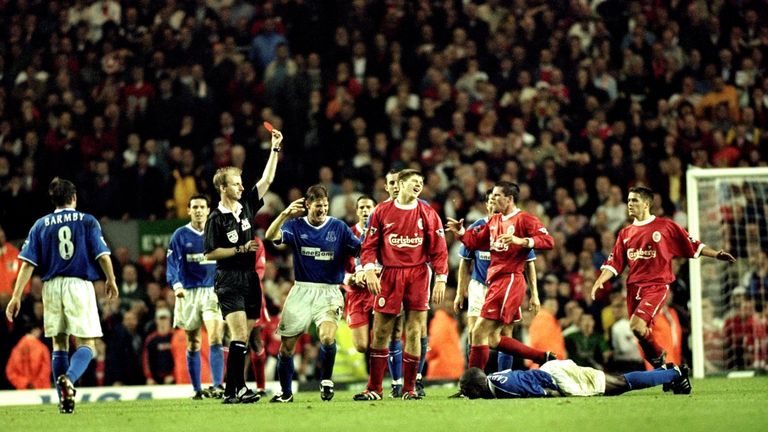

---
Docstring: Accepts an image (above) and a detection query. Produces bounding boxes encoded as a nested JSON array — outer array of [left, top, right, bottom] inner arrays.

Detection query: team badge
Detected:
[[378, 297, 386, 307], [227, 230, 238, 243], [417, 218, 424, 230], [326, 231, 337, 242], [652, 231, 661, 242], [507, 225, 515, 235], [241, 218, 251, 231]]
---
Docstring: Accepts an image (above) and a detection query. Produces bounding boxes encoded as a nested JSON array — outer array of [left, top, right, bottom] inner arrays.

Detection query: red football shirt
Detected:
[[360, 199, 448, 277], [601, 216, 704, 287], [459, 208, 554, 284]]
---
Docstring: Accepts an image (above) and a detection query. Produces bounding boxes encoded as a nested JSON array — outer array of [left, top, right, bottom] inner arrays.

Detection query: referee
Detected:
[[204, 128, 283, 404]]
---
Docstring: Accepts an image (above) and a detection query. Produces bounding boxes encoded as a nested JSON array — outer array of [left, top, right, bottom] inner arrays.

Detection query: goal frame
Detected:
[[686, 166, 768, 379]]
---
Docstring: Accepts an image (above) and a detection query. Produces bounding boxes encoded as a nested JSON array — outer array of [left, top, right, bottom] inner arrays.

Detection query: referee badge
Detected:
[[227, 230, 239, 243]]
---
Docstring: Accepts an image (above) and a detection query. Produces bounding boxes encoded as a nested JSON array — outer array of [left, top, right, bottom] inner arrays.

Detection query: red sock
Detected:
[[367, 348, 389, 394], [402, 352, 420, 393], [637, 328, 664, 361], [250, 348, 266, 389], [497, 336, 547, 364], [469, 345, 490, 369]]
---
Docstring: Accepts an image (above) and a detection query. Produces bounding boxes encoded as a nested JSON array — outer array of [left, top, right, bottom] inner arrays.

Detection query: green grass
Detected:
[[4, 378, 768, 432]]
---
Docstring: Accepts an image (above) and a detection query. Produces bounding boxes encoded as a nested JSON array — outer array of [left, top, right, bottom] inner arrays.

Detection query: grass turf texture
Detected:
[[3, 378, 767, 432]]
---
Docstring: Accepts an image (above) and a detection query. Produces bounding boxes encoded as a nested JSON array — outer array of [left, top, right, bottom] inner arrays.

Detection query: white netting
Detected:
[[690, 169, 768, 376]]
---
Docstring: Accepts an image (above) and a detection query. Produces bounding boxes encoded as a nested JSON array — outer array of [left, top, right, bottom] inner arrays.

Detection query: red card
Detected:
[[263, 121, 274, 132]]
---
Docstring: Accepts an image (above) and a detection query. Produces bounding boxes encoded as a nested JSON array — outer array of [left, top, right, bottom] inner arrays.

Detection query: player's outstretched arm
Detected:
[[445, 217, 465, 236], [700, 246, 736, 263], [5, 261, 35, 321], [254, 129, 283, 199], [591, 269, 615, 300]]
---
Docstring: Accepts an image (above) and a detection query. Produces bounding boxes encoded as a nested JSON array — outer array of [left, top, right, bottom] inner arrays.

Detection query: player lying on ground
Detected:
[[458, 359, 691, 399]]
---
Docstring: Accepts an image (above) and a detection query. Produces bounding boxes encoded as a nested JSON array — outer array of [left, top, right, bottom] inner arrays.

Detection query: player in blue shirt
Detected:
[[5, 178, 119, 414], [455, 192, 540, 372], [167, 194, 225, 400], [459, 359, 691, 398], [265, 184, 361, 402]]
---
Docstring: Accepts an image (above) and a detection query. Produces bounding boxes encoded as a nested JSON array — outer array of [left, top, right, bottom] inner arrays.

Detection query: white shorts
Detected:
[[277, 282, 344, 337], [173, 287, 223, 330], [43, 277, 103, 338], [540, 360, 606, 396], [467, 279, 488, 317]]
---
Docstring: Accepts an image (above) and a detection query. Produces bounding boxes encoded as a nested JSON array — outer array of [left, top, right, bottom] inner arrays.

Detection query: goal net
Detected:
[[687, 167, 768, 378]]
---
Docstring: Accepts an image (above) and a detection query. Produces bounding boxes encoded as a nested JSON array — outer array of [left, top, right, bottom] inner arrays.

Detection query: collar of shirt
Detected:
[[501, 208, 521, 220], [218, 201, 243, 220], [632, 215, 656, 226]]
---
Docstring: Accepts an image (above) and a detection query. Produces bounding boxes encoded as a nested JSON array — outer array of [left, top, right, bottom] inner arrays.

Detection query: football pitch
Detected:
[[3, 378, 767, 432]]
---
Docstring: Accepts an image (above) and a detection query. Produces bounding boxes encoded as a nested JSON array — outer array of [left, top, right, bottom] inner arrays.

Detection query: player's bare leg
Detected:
[[317, 321, 339, 401], [402, 309, 426, 399], [354, 311, 397, 400], [351, 323, 370, 354], [204, 318, 225, 397]]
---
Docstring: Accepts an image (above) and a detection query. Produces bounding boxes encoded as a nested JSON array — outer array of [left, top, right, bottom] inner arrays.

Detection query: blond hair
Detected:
[[213, 166, 242, 192]]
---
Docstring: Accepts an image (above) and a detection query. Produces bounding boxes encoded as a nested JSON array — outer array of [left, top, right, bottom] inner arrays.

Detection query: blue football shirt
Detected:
[[167, 224, 216, 290], [19, 208, 111, 281], [278, 217, 361, 284], [487, 369, 558, 398]]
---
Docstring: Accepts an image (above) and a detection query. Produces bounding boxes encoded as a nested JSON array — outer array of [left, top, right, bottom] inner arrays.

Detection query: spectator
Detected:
[[565, 314, 611, 370], [528, 298, 567, 367], [142, 308, 175, 385], [5, 322, 50, 389]]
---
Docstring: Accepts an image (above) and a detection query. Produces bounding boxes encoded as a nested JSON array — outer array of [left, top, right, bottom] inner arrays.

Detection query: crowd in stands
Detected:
[[2, 0, 768, 389]]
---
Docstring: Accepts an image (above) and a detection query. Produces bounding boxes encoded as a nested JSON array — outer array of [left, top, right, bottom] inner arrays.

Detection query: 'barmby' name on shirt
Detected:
[[44, 212, 86, 226]]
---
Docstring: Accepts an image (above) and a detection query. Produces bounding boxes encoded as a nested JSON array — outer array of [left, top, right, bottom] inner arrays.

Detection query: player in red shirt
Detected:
[[344, 195, 376, 352], [446, 181, 556, 370], [354, 169, 449, 400], [591, 186, 735, 368], [249, 236, 271, 398]]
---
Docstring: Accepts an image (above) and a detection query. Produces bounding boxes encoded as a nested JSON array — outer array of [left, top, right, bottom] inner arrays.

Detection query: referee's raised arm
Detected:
[[253, 128, 283, 199]]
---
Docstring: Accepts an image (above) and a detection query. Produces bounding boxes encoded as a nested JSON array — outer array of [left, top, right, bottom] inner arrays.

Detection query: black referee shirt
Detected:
[[204, 192, 264, 271]]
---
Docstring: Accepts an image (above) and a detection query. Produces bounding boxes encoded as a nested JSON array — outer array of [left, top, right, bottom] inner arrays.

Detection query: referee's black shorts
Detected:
[[214, 269, 262, 319]]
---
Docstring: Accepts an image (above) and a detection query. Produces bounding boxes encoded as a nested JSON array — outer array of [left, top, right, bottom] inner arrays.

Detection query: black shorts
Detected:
[[214, 269, 262, 319]]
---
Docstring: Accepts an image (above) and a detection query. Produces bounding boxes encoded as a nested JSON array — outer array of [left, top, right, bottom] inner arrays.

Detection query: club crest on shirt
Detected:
[[417, 218, 424, 230], [326, 231, 337, 242], [240, 218, 251, 231], [378, 297, 386, 307], [507, 225, 515, 235], [652, 231, 661, 242], [227, 230, 238, 243]]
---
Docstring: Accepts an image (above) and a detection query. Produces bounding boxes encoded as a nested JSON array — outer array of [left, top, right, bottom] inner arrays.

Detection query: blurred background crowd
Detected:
[[1, 0, 768, 390]]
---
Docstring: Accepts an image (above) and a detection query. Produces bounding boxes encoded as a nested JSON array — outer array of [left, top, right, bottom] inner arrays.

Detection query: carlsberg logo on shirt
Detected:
[[627, 248, 657, 261], [388, 234, 423, 248]]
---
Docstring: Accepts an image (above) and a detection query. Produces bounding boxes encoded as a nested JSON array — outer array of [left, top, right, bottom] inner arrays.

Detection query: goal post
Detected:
[[687, 167, 768, 379]]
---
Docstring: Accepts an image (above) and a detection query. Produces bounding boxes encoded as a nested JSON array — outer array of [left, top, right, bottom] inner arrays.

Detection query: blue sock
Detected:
[[497, 352, 513, 371], [187, 351, 202, 392], [66, 346, 94, 383], [623, 369, 679, 390], [277, 354, 294, 396], [388, 340, 403, 382], [52, 350, 69, 399], [209, 344, 224, 387], [418, 336, 428, 376], [319, 342, 337, 381]]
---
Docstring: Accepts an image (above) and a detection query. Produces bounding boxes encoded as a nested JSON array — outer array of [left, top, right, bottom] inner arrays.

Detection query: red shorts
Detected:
[[345, 288, 373, 329], [253, 293, 271, 327], [480, 273, 525, 325], [373, 265, 431, 315], [627, 284, 668, 325]]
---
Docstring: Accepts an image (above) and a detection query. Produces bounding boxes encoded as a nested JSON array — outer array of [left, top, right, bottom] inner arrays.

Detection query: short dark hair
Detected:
[[305, 184, 329, 203], [459, 367, 489, 399], [397, 169, 423, 183], [188, 193, 210, 207], [495, 181, 520, 203], [49, 177, 77, 207], [357, 195, 376, 206], [629, 186, 654, 205]]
